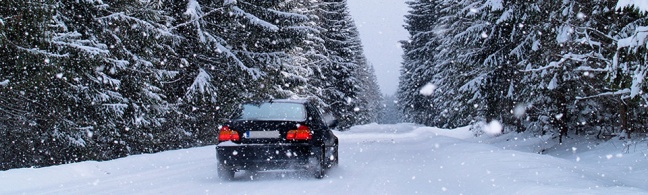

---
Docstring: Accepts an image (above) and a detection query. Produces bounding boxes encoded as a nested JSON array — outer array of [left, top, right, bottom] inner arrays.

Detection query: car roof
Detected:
[[246, 98, 310, 104]]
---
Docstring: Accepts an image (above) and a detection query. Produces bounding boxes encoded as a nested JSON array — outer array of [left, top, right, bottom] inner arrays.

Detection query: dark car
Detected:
[[215, 99, 339, 180]]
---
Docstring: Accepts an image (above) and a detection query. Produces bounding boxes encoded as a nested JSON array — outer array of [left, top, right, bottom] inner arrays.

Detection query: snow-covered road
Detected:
[[1, 123, 647, 194]]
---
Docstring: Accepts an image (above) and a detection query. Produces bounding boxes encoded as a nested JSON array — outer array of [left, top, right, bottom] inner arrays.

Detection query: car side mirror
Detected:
[[323, 114, 338, 128]]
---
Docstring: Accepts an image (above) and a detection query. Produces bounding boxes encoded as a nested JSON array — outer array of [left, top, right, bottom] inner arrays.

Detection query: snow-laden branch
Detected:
[[578, 27, 617, 42], [509, 34, 534, 60], [574, 66, 608, 72], [458, 73, 485, 94], [203, 32, 262, 79], [483, 0, 503, 11], [454, 23, 488, 45], [182, 0, 206, 42], [556, 24, 574, 43], [101, 90, 126, 102], [522, 53, 591, 72], [462, 2, 485, 17], [97, 12, 174, 38], [82, 0, 106, 5], [50, 40, 109, 56], [67, 135, 87, 147], [0, 79, 8, 87], [51, 31, 110, 56], [107, 58, 129, 71], [238, 1, 309, 21], [224, 0, 237, 5], [617, 26, 648, 51], [286, 26, 319, 34], [172, 5, 222, 33], [496, 8, 512, 24], [142, 86, 163, 101], [102, 103, 128, 116], [236, 51, 285, 68], [98, 72, 121, 88], [266, 8, 309, 21], [153, 69, 179, 81], [118, 44, 153, 69], [14, 45, 69, 58], [185, 68, 216, 102], [576, 89, 630, 100], [231, 6, 279, 32]]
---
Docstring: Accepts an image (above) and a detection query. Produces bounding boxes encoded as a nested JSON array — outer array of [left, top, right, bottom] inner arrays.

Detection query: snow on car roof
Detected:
[[248, 98, 310, 104]]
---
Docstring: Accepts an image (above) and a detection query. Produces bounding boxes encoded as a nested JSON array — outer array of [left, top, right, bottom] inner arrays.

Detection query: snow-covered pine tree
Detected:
[[285, 0, 327, 99], [0, 0, 65, 169], [419, 0, 499, 128], [0, 0, 380, 170], [516, 0, 648, 141], [97, 1, 181, 154], [401, 0, 594, 138], [356, 63, 383, 124], [517, 0, 612, 142], [152, 0, 224, 147], [316, 0, 369, 129], [608, 1, 648, 138], [252, 0, 314, 99], [280, 0, 352, 112], [397, 0, 647, 141], [343, 16, 381, 125], [44, 0, 121, 161], [448, 0, 646, 141], [318, 0, 359, 129], [48, 0, 181, 157], [0, 0, 185, 169], [222, 0, 310, 99], [166, 0, 311, 141], [397, 0, 437, 126]]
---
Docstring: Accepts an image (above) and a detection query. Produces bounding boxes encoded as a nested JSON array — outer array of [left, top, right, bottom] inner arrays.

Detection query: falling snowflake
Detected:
[[481, 32, 489, 38], [419, 83, 437, 96]]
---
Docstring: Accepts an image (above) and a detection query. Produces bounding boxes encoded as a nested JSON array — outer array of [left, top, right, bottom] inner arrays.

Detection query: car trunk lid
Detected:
[[227, 120, 306, 144]]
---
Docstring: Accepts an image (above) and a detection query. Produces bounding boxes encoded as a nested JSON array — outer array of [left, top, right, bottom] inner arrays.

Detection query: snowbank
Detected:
[[1, 123, 646, 194]]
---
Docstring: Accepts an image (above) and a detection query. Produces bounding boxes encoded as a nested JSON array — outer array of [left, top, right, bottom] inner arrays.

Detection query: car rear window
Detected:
[[239, 102, 307, 121]]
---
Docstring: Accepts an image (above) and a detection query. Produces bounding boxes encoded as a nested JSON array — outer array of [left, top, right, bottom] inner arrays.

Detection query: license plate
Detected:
[[244, 131, 280, 139]]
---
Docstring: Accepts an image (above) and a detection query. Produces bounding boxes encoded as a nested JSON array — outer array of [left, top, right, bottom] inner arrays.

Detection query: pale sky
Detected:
[[347, 0, 409, 95]]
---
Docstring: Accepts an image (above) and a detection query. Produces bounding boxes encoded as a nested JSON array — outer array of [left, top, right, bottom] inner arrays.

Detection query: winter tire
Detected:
[[217, 163, 235, 181], [309, 153, 325, 179]]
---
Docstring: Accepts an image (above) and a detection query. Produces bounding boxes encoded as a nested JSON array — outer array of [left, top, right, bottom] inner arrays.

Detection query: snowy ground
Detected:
[[1, 123, 647, 194]]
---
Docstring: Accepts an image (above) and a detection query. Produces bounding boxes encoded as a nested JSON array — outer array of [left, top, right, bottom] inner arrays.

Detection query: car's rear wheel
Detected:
[[217, 163, 235, 181], [309, 150, 325, 179], [311, 159, 325, 179]]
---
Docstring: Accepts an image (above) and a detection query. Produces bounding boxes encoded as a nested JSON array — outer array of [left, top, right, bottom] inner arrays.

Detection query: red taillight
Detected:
[[218, 126, 240, 142], [286, 125, 312, 141]]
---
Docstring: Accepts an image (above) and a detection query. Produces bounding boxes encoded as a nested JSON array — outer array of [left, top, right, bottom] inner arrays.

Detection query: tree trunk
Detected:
[[619, 102, 630, 139], [555, 88, 568, 144], [558, 117, 567, 143]]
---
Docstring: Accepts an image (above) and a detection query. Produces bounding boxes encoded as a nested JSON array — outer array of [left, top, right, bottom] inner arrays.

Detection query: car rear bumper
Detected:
[[216, 142, 321, 171]]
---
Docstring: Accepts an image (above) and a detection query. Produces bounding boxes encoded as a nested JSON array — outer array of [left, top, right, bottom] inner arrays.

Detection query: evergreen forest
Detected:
[[4, 0, 648, 171], [0, 0, 382, 170], [398, 0, 648, 143]]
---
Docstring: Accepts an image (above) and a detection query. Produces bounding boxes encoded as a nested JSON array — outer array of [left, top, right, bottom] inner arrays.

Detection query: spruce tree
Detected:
[[398, 0, 440, 126], [0, 0, 62, 169], [317, 0, 364, 129]]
